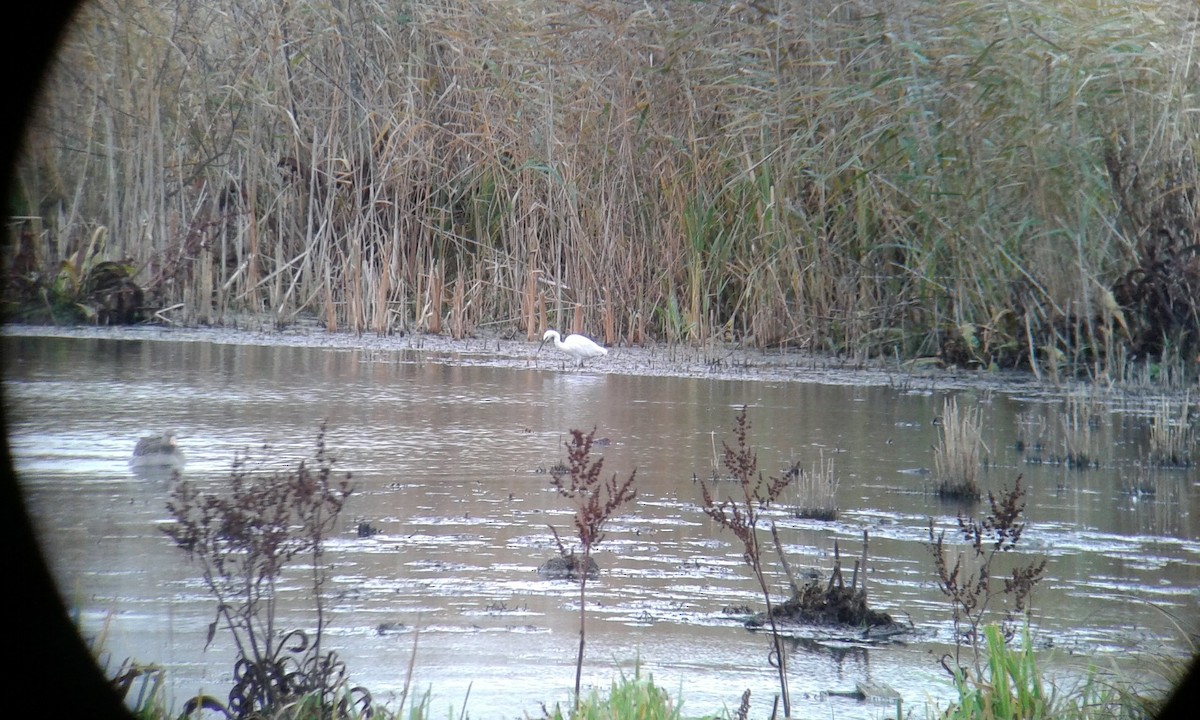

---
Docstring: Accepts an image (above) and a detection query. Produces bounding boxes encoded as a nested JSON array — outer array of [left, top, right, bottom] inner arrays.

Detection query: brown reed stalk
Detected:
[[538, 290, 548, 339], [427, 264, 443, 335], [571, 301, 584, 337], [602, 286, 615, 346], [450, 279, 465, 340], [523, 268, 538, 341]]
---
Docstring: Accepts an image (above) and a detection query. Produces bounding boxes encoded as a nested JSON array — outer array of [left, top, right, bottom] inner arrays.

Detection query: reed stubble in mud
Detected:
[[161, 425, 371, 718], [699, 407, 797, 718], [548, 427, 638, 710], [13, 1, 1200, 385]]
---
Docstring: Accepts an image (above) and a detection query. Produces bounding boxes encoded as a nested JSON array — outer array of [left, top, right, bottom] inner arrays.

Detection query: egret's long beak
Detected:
[[537, 338, 548, 353]]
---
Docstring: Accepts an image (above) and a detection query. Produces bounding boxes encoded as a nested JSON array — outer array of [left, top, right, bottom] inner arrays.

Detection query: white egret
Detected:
[[131, 430, 185, 469], [539, 329, 608, 368]]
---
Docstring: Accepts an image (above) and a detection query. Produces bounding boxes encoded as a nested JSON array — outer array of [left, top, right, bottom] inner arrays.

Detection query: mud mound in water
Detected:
[[748, 529, 909, 639], [766, 580, 894, 628], [537, 554, 599, 581]]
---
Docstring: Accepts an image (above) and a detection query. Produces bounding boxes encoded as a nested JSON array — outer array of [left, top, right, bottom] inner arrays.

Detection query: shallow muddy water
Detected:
[[4, 330, 1199, 718]]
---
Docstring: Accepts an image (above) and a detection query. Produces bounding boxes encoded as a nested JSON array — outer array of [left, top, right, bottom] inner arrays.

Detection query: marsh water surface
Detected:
[[5, 331, 1198, 718]]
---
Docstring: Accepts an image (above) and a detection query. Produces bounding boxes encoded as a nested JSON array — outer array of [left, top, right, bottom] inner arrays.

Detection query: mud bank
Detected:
[[2, 320, 1071, 397]]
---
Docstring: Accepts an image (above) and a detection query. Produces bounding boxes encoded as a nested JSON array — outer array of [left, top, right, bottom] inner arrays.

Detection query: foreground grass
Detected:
[[940, 625, 1168, 720], [112, 643, 1181, 720], [546, 666, 685, 720]]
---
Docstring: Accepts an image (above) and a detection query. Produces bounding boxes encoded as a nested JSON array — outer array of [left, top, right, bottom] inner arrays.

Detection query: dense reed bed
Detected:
[[9, 0, 1199, 380]]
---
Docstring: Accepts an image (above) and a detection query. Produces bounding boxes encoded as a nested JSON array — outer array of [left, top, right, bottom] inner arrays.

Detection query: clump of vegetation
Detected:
[[545, 663, 682, 720], [88, 611, 171, 719], [934, 397, 984, 501], [540, 526, 601, 581], [1054, 392, 1108, 469], [1119, 472, 1157, 498], [1014, 410, 1048, 456], [109, 659, 168, 720], [699, 407, 797, 717], [3, 223, 145, 325], [548, 427, 638, 710], [790, 452, 839, 521], [161, 425, 371, 719], [940, 624, 1173, 720], [1019, 392, 1114, 469], [941, 624, 1048, 720], [925, 476, 1048, 675], [1108, 135, 1200, 371], [1147, 396, 1197, 468]]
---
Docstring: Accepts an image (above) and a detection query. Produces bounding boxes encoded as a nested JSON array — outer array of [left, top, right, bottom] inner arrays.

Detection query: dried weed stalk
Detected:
[[549, 427, 638, 709], [699, 407, 796, 718], [161, 424, 366, 718], [925, 475, 1047, 676]]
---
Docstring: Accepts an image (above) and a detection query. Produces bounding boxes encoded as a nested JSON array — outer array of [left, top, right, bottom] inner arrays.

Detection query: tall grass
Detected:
[[10, 0, 1200, 380], [791, 451, 839, 521], [547, 664, 683, 720], [1147, 395, 1197, 468], [939, 624, 1171, 720], [942, 625, 1049, 720], [1056, 391, 1109, 469], [934, 396, 984, 500]]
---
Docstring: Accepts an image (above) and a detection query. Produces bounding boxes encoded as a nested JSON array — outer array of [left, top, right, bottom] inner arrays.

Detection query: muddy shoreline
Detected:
[[1, 320, 1188, 407]]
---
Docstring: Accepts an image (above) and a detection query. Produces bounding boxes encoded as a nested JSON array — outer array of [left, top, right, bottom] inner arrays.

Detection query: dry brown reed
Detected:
[[791, 452, 839, 521], [934, 396, 983, 500], [1055, 391, 1110, 469], [1148, 395, 1197, 468], [9, 0, 1199, 381]]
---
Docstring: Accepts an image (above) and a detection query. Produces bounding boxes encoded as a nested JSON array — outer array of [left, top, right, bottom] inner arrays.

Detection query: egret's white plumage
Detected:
[[131, 430, 185, 469], [539, 329, 608, 368]]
